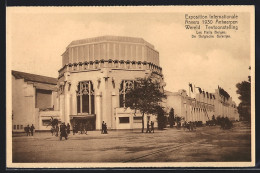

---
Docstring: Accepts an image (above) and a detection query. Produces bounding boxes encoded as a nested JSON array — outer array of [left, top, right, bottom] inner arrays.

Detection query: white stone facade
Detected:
[[165, 89, 239, 125], [58, 36, 163, 130]]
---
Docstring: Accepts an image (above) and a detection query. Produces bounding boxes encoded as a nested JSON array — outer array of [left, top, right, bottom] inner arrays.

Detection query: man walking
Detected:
[[73, 124, 76, 135], [55, 124, 59, 137], [60, 122, 67, 140], [101, 121, 105, 134], [146, 121, 150, 133], [104, 123, 108, 134], [30, 124, 35, 136], [26, 124, 30, 136], [67, 123, 70, 135], [151, 121, 154, 133]]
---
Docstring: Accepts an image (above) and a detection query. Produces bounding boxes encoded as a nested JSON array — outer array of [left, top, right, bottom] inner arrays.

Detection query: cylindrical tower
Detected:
[[57, 36, 163, 130]]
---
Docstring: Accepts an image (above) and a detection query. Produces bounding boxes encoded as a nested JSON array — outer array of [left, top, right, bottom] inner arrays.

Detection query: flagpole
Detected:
[[189, 83, 191, 97], [194, 84, 196, 99]]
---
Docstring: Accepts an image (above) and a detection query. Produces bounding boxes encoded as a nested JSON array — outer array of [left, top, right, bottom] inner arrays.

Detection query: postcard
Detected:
[[6, 6, 255, 168]]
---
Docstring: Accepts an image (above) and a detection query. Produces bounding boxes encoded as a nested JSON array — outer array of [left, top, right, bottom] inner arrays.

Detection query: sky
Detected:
[[7, 7, 252, 105]]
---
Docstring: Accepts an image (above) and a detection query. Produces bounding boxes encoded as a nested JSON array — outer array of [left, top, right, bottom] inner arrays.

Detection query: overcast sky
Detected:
[[7, 7, 252, 105]]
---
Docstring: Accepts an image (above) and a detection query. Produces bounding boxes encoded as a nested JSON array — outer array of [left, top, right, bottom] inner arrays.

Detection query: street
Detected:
[[12, 121, 251, 162]]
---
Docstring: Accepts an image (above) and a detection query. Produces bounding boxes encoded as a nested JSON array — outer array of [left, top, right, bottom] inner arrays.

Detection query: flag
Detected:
[[189, 83, 193, 92]]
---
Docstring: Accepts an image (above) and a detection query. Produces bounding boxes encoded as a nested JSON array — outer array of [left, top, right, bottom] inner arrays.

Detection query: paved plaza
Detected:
[[12, 121, 251, 163]]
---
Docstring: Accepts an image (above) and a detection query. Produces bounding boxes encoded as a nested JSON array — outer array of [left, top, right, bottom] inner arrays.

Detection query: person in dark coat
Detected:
[[146, 121, 150, 133], [104, 123, 108, 134], [84, 123, 87, 135], [55, 125, 59, 137], [151, 121, 154, 133], [73, 124, 76, 135], [60, 123, 67, 140], [101, 121, 105, 134], [26, 124, 30, 136], [80, 123, 84, 134], [67, 123, 70, 135], [30, 124, 35, 136]]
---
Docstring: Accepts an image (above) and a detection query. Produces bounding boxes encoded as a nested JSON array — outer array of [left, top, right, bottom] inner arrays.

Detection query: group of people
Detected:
[[24, 124, 35, 136], [184, 121, 196, 131], [50, 122, 71, 140], [72, 123, 88, 135], [101, 121, 108, 134], [146, 121, 154, 133]]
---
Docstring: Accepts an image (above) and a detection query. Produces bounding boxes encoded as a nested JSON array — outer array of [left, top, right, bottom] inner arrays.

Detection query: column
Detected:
[[64, 93, 71, 124], [72, 92, 77, 115], [95, 92, 102, 130], [111, 91, 118, 129], [59, 94, 65, 122]]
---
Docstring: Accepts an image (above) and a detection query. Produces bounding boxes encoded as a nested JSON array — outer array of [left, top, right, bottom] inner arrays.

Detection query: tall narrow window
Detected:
[[76, 81, 95, 114], [119, 80, 134, 107]]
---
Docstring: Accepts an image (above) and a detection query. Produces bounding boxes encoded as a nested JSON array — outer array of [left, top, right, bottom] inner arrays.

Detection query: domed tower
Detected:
[[58, 36, 163, 130]]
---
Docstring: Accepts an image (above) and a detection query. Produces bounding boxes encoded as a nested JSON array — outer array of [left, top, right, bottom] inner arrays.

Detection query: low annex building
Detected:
[[11, 35, 239, 132], [12, 70, 59, 132]]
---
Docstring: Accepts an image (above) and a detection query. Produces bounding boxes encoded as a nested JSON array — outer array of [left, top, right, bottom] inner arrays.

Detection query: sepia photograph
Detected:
[[6, 6, 255, 168]]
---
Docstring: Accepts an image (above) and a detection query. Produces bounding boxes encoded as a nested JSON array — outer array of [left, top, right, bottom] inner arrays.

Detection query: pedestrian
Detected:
[[60, 122, 67, 140], [190, 122, 194, 131], [51, 126, 55, 136], [73, 124, 76, 135], [26, 124, 30, 136], [151, 121, 154, 133], [67, 123, 70, 135], [104, 123, 108, 134], [84, 123, 87, 135], [30, 124, 35, 136], [146, 121, 150, 133], [101, 121, 105, 134], [80, 123, 84, 134], [55, 125, 59, 137]]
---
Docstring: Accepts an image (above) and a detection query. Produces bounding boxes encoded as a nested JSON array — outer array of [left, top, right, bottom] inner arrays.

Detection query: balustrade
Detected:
[[58, 59, 163, 79]]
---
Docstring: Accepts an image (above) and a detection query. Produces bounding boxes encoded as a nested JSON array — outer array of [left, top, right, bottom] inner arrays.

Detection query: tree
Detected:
[[169, 108, 175, 128], [157, 106, 167, 130], [124, 75, 167, 133], [47, 117, 59, 128], [236, 81, 251, 121]]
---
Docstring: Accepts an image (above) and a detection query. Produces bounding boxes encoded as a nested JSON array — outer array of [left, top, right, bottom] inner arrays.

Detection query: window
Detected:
[[76, 81, 95, 114], [42, 120, 51, 126], [119, 80, 135, 107], [21, 125, 23, 129], [36, 89, 52, 109], [133, 117, 142, 123], [17, 125, 19, 130], [119, 117, 129, 123], [13, 125, 16, 130]]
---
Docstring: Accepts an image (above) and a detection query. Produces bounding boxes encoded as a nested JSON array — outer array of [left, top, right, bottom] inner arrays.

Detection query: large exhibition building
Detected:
[[11, 36, 239, 132]]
